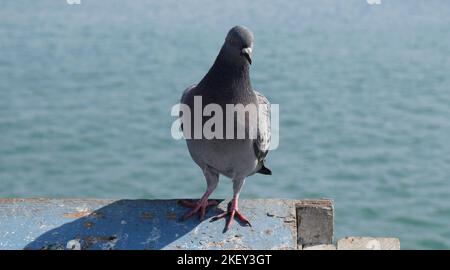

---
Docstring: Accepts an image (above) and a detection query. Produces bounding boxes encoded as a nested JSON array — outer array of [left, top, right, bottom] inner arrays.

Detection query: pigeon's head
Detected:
[[223, 25, 254, 66]]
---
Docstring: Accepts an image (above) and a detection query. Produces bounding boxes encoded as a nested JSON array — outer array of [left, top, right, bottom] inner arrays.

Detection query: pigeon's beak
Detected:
[[241, 47, 252, 65]]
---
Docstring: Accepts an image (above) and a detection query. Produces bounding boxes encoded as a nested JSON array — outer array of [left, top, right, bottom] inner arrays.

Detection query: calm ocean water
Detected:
[[1, 0, 450, 249]]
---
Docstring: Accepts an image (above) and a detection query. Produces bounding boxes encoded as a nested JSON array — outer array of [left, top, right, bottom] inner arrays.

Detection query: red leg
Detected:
[[211, 197, 252, 231], [178, 190, 218, 221]]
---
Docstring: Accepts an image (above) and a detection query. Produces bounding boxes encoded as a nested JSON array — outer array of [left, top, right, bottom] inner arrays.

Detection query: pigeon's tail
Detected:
[[257, 163, 272, 175]]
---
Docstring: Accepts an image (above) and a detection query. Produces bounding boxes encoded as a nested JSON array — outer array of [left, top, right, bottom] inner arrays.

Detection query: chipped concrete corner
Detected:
[[295, 199, 334, 248]]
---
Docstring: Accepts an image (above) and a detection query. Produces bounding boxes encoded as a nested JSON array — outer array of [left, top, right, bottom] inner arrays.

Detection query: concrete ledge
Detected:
[[0, 198, 333, 250], [0, 198, 399, 250], [337, 237, 400, 250]]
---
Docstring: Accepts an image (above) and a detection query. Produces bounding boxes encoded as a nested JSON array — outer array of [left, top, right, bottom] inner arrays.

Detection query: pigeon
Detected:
[[178, 26, 272, 231]]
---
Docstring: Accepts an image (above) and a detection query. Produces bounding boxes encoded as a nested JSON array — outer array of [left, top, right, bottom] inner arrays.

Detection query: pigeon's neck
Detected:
[[199, 47, 252, 95]]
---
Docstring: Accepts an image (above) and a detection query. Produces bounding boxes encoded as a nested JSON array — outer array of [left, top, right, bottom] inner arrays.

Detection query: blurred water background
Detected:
[[1, 0, 450, 249]]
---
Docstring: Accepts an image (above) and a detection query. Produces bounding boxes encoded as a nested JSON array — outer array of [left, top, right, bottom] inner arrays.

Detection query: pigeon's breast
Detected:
[[186, 137, 258, 179]]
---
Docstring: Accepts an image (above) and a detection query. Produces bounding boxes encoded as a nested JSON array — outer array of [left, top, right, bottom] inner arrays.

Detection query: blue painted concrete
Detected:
[[0, 199, 298, 250]]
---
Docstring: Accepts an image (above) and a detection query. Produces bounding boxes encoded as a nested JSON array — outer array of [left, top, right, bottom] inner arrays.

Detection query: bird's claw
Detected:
[[211, 204, 252, 231], [178, 199, 218, 221]]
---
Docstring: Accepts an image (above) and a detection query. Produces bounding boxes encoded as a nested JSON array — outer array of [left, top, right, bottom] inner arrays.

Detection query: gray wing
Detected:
[[253, 90, 271, 162], [179, 84, 196, 130]]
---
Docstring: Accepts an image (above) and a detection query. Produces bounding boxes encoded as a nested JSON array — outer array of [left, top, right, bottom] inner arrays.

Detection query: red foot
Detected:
[[211, 201, 252, 231], [178, 199, 218, 221]]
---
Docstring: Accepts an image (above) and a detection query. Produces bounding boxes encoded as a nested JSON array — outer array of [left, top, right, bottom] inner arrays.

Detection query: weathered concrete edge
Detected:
[[0, 198, 310, 250]]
